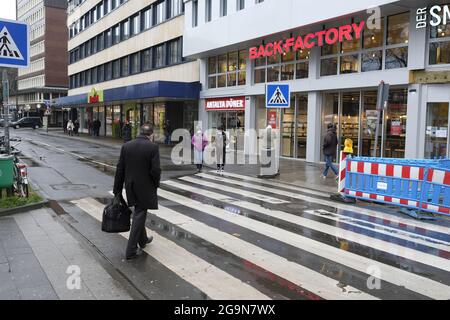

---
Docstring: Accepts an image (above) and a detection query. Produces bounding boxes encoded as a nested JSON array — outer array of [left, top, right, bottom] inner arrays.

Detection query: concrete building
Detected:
[[183, 0, 450, 162], [16, 0, 68, 125], [57, 0, 200, 141]]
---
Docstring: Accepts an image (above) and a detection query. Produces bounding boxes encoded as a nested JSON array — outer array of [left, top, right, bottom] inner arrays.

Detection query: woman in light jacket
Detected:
[[215, 127, 227, 173], [192, 129, 208, 173], [67, 120, 74, 136]]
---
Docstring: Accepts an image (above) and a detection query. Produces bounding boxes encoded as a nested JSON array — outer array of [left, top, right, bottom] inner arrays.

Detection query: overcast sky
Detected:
[[0, 0, 16, 20]]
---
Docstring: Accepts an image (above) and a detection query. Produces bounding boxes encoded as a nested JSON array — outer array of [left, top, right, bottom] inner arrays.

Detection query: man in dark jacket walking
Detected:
[[322, 123, 339, 180], [113, 123, 161, 260], [122, 121, 132, 143]]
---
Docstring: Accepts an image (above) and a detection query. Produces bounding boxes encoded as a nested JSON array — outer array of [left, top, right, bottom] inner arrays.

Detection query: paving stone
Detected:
[[0, 288, 20, 300], [18, 284, 59, 300], [11, 266, 52, 290], [9, 253, 42, 273]]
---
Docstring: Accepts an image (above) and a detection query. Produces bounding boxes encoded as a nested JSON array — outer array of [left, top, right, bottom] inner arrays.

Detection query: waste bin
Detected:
[[0, 155, 14, 188]]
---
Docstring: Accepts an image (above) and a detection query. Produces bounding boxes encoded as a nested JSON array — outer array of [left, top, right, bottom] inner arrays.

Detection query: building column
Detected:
[[306, 91, 322, 163], [405, 84, 422, 159], [244, 96, 257, 158]]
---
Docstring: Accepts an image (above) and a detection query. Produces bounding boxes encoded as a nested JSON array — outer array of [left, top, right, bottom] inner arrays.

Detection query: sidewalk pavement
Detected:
[[0, 208, 134, 300], [36, 129, 338, 193]]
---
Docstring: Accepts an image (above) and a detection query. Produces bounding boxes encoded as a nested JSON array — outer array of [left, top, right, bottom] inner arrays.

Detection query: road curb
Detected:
[[0, 200, 50, 217]]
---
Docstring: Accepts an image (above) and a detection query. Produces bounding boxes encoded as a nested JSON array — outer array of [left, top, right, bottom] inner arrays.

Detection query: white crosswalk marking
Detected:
[[71, 197, 270, 300], [163, 180, 450, 260], [195, 173, 450, 235], [157, 188, 450, 300]]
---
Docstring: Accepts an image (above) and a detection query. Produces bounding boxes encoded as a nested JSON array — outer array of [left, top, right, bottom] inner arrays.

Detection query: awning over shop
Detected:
[[54, 81, 201, 107]]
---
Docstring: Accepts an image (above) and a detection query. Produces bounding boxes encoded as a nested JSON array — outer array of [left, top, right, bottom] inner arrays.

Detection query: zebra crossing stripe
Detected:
[[207, 171, 329, 197], [158, 188, 450, 300], [164, 179, 450, 257], [197, 173, 450, 236], [71, 197, 270, 300]]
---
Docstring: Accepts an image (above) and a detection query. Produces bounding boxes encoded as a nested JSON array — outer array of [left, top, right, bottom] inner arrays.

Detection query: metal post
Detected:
[[373, 110, 381, 157], [2, 70, 10, 154]]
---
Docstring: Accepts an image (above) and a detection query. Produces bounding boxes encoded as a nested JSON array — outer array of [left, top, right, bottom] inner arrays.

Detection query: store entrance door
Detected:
[[425, 102, 450, 159], [211, 111, 245, 151]]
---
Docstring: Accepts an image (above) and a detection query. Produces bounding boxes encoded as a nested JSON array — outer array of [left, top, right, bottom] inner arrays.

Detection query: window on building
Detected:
[[113, 25, 120, 44], [113, 59, 120, 78], [363, 17, 384, 49], [255, 0, 264, 3], [340, 54, 359, 74], [106, 29, 113, 48], [104, 0, 110, 15], [208, 50, 247, 88], [142, 49, 152, 71], [362, 50, 383, 72], [121, 56, 129, 76], [385, 47, 408, 69], [98, 64, 105, 82], [143, 7, 152, 29], [91, 38, 97, 54], [105, 62, 112, 80], [98, 33, 104, 51], [132, 14, 140, 35], [387, 12, 409, 45], [155, 44, 166, 68], [220, 0, 227, 17], [168, 39, 182, 64], [205, 0, 212, 22], [154, 1, 166, 25], [131, 52, 141, 74], [169, 0, 183, 18], [237, 0, 245, 10], [98, 2, 104, 19], [192, 0, 198, 27], [121, 19, 130, 41], [92, 66, 98, 83], [429, 9, 450, 65], [320, 57, 338, 76]]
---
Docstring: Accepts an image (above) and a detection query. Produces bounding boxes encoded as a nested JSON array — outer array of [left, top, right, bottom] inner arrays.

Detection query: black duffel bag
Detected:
[[102, 195, 132, 233]]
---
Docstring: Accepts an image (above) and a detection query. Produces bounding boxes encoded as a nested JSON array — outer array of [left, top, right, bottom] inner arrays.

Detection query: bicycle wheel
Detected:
[[18, 183, 28, 198]]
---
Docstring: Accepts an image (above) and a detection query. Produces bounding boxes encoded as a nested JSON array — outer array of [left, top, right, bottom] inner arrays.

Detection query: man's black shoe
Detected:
[[139, 236, 153, 249], [126, 250, 143, 260]]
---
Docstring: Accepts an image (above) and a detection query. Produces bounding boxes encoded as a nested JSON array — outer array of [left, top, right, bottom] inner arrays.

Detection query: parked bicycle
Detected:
[[0, 136, 29, 198]]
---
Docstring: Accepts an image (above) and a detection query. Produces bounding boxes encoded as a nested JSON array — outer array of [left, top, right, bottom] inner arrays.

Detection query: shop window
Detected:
[[362, 50, 382, 72], [341, 23, 361, 53], [340, 54, 359, 74], [320, 57, 338, 76], [385, 47, 408, 69], [430, 41, 450, 65], [268, 53, 281, 65], [281, 64, 295, 80], [430, 10, 450, 39], [282, 51, 295, 63], [340, 92, 360, 153], [218, 54, 227, 73], [385, 89, 407, 159], [322, 40, 339, 56], [425, 103, 449, 159], [228, 52, 238, 71], [296, 62, 308, 79], [208, 57, 217, 74], [227, 73, 237, 86], [217, 74, 226, 87], [239, 50, 247, 70], [321, 93, 339, 161], [254, 56, 266, 67], [363, 18, 384, 49], [254, 68, 266, 83], [386, 12, 409, 45], [208, 76, 217, 88], [267, 66, 280, 82], [238, 71, 246, 86]]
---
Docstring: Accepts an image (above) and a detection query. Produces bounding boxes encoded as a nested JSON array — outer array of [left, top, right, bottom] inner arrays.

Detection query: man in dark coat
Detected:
[[113, 123, 161, 260], [322, 123, 339, 179], [122, 121, 132, 143]]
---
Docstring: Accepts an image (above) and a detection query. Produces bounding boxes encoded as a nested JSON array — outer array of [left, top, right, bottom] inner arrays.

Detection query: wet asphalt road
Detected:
[[4, 128, 450, 300]]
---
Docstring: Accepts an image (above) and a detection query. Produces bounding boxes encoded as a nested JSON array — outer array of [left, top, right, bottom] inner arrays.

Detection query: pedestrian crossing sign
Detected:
[[0, 19, 29, 68], [266, 84, 290, 108]]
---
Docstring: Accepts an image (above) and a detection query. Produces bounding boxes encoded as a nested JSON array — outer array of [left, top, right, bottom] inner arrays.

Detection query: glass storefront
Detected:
[[321, 89, 407, 160], [281, 95, 308, 159], [425, 103, 449, 159], [143, 103, 166, 143], [210, 111, 245, 151], [106, 106, 113, 136]]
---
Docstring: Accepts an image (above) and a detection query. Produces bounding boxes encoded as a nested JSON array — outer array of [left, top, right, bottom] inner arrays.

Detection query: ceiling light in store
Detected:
[[371, 36, 375, 40]]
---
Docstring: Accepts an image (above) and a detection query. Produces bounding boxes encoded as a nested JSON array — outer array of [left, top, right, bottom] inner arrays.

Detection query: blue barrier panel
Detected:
[[344, 157, 450, 217]]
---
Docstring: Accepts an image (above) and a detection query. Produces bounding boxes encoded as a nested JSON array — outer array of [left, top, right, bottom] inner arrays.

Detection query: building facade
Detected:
[[183, 0, 450, 163], [16, 0, 68, 125], [58, 0, 200, 141]]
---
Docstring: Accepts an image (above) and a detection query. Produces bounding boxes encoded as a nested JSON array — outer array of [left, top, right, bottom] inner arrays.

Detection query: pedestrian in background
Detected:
[[322, 123, 339, 180], [67, 120, 74, 136], [164, 120, 172, 145], [215, 126, 227, 174], [113, 123, 161, 260], [74, 119, 80, 136], [63, 119, 68, 134], [192, 129, 208, 173], [122, 120, 132, 143]]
